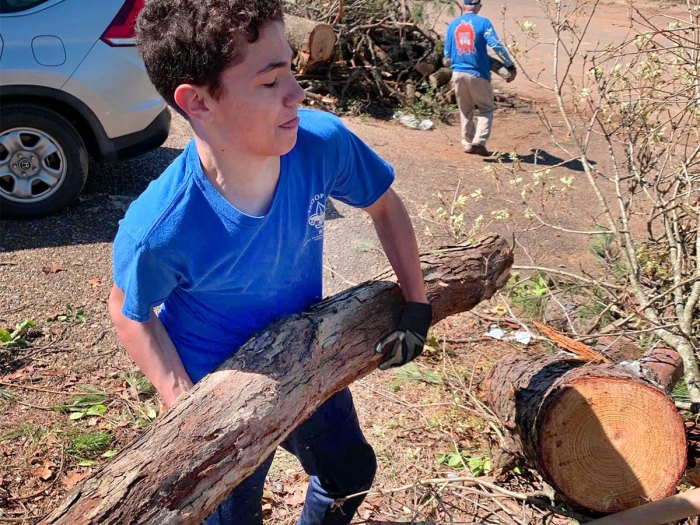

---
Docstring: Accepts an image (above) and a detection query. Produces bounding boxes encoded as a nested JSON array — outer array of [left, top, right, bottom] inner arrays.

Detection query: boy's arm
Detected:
[[108, 284, 193, 409], [363, 188, 427, 304], [364, 188, 432, 370]]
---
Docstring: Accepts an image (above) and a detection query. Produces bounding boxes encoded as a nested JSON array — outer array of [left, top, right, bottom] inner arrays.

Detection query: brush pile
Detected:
[[285, 0, 457, 113]]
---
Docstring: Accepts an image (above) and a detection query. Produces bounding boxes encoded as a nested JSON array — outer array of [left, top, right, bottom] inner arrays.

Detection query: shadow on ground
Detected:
[[0, 147, 182, 252], [484, 148, 596, 172]]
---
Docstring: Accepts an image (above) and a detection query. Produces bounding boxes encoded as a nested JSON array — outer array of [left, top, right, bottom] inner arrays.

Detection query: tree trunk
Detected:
[[488, 55, 510, 80], [428, 67, 452, 89], [485, 347, 686, 514], [285, 14, 336, 69], [42, 236, 513, 525]]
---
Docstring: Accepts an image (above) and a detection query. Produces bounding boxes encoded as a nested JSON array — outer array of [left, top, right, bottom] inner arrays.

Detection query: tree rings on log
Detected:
[[485, 352, 686, 514], [285, 14, 336, 66], [539, 376, 686, 513]]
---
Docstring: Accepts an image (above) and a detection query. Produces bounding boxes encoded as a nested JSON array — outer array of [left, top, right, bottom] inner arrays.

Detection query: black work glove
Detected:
[[506, 65, 517, 83], [375, 302, 432, 370]]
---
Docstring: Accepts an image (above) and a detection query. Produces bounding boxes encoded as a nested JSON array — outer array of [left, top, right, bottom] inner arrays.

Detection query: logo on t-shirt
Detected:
[[454, 21, 476, 55], [306, 193, 325, 245]]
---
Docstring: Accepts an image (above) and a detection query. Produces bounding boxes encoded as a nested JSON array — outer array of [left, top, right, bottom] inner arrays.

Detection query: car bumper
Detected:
[[97, 107, 171, 162]]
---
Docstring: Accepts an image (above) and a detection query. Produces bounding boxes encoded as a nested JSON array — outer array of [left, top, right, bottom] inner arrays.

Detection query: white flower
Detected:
[[491, 209, 511, 220], [560, 176, 574, 188]]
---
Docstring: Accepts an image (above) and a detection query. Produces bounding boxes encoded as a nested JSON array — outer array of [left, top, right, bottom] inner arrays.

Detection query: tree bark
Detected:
[[42, 235, 513, 525], [285, 14, 336, 69], [488, 55, 510, 80], [485, 347, 686, 514], [428, 67, 452, 89]]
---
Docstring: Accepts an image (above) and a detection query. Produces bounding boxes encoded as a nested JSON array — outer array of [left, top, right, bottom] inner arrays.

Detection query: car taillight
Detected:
[[100, 0, 145, 47]]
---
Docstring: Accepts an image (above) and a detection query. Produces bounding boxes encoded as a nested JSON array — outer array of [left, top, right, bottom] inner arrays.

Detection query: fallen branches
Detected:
[[42, 236, 513, 525], [286, 0, 449, 112]]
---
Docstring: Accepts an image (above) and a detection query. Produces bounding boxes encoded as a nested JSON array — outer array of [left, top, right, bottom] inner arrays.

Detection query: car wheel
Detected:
[[0, 104, 88, 219]]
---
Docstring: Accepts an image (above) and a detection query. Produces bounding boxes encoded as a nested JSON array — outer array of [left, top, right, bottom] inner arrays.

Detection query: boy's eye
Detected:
[[263, 79, 277, 88]]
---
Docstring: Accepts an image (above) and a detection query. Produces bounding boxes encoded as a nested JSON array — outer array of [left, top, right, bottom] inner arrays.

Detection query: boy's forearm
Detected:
[[117, 316, 193, 407], [108, 286, 193, 408], [365, 189, 428, 304]]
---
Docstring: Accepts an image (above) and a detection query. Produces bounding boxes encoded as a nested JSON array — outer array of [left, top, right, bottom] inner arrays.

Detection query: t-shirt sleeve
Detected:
[[329, 123, 395, 208], [484, 20, 513, 67], [112, 228, 180, 322]]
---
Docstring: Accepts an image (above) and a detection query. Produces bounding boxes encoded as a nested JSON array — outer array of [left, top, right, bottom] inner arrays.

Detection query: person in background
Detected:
[[444, 0, 516, 156]]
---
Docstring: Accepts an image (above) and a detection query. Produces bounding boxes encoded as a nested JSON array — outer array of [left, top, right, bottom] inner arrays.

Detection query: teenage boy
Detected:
[[108, 0, 432, 524]]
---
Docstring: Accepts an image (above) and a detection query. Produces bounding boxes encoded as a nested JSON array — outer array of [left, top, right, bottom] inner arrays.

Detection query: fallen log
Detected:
[[428, 66, 452, 89], [485, 346, 686, 514], [42, 235, 513, 525], [285, 14, 336, 69], [488, 55, 511, 80]]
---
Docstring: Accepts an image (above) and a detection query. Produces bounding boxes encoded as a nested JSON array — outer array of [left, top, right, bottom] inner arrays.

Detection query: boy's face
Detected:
[[208, 21, 305, 158]]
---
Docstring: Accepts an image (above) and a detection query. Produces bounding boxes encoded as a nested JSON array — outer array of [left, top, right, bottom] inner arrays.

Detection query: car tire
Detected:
[[0, 103, 89, 219]]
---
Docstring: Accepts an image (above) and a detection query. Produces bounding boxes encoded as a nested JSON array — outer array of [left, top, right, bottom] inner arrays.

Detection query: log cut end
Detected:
[[285, 15, 336, 67], [539, 376, 686, 513], [308, 24, 336, 62]]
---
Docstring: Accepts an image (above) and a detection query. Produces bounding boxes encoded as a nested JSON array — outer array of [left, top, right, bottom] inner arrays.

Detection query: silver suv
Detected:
[[0, 0, 170, 218]]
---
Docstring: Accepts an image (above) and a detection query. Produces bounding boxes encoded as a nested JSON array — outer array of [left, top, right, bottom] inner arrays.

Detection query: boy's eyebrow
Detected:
[[255, 61, 290, 75]]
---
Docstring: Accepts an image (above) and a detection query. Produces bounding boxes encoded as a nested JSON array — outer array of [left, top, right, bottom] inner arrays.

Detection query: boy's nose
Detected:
[[285, 77, 306, 106]]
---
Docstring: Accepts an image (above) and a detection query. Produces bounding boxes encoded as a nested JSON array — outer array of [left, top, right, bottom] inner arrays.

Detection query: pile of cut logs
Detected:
[[284, 0, 455, 112]]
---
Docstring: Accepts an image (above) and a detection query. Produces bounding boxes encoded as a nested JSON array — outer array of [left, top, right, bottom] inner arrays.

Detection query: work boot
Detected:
[[466, 143, 490, 156]]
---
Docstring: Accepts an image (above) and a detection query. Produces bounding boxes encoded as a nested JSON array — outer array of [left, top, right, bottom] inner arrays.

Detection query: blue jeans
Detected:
[[203, 388, 377, 525]]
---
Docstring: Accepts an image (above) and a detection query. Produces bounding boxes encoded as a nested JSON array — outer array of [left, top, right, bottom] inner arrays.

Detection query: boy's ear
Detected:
[[173, 84, 213, 122]]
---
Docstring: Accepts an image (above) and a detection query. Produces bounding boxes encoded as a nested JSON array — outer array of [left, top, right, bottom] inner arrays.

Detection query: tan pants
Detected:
[[452, 72, 494, 149]]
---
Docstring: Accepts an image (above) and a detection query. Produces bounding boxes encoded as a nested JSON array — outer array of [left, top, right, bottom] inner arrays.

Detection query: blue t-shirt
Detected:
[[444, 13, 513, 80], [112, 109, 394, 383]]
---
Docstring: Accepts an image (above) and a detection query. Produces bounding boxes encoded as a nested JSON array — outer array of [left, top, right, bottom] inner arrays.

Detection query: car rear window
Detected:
[[0, 0, 49, 14]]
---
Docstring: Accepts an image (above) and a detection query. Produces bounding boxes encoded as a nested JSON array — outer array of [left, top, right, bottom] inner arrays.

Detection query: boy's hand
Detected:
[[506, 65, 517, 83], [375, 302, 432, 370]]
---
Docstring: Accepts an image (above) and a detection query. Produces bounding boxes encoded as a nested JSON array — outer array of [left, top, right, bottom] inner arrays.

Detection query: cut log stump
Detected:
[[42, 235, 513, 525], [285, 14, 336, 69], [428, 67, 452, 89], [485, 347, 686, 513]]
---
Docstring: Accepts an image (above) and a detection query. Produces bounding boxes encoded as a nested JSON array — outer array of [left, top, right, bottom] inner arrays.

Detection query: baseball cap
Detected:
[[463, 0, 481, 5]]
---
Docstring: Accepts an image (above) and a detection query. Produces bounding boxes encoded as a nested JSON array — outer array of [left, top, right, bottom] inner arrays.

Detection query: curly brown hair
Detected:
[[136, 0, 284, 116]]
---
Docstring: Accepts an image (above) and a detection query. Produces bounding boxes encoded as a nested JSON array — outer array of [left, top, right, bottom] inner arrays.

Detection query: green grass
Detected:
[[1, 424, 46, 443], [65, 430, 111, 460], [123, 372, 155, 397], [507, 272, 549, 320]]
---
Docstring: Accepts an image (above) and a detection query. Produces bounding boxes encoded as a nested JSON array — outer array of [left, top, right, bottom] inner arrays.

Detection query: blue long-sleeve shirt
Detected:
[[444, 13, 513, 80]]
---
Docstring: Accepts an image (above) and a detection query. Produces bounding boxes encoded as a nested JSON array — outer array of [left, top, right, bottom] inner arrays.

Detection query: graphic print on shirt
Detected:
[[305, 193, 326, 245], [454, 21, 476, 55]]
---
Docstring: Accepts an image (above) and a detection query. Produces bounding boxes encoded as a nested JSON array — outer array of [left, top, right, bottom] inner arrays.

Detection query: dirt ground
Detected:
[[1, 1, 697, 524]]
